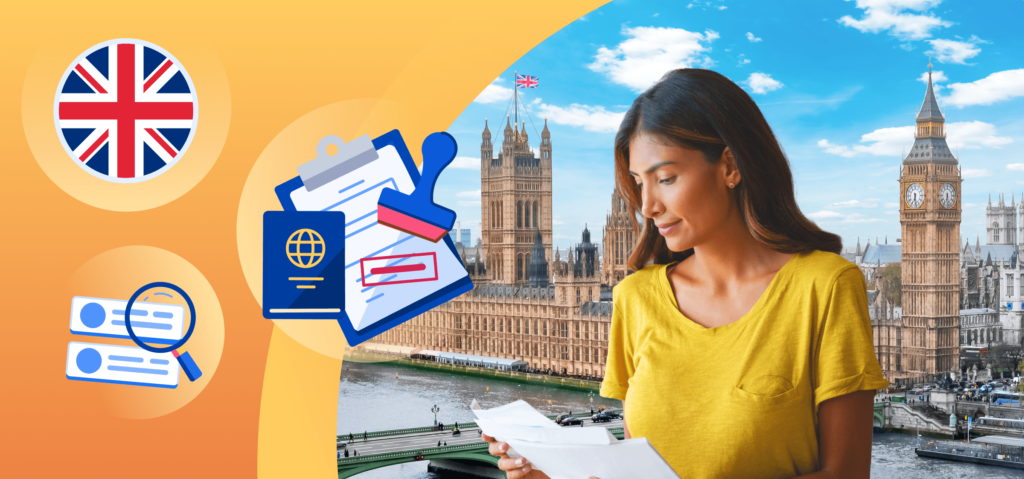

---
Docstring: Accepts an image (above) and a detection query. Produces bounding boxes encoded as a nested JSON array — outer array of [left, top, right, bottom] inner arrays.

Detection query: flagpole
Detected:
[[513, 70, 518, 133]]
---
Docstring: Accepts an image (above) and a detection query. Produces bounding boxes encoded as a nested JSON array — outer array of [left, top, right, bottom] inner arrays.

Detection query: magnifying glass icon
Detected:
[[123, 281, 203, 382]]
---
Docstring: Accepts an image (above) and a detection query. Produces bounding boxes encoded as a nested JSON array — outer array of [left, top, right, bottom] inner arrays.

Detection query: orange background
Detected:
[[0, 1, 605, 477]]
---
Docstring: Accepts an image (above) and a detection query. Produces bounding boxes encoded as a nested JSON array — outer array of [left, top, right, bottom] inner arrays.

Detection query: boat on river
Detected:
[[915, 436, 1024, 469]]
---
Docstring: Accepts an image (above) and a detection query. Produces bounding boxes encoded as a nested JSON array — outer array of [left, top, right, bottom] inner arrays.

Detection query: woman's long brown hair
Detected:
[[615, 69, 842, 271]]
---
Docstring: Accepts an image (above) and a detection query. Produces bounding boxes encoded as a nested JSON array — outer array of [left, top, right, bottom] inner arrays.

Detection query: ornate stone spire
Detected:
[[528, 228, 549, 287], [917, 58, 943, 123]]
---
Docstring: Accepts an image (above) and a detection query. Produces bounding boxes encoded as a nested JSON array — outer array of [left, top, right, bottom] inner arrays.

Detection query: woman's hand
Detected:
[[482, 433, 549, 479]]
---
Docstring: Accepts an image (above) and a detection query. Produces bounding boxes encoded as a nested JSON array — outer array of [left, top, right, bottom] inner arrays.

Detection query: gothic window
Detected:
[[524, 202, 530, 228], [575, 322, 580, 339], [517, 256, 523, 281], [525, 320, 530, 335], [500, 319, 504, 332], [532, 202, 538, 227], [588, 287, 593, 302], [560, 322, 568, 338], [576, 287, 581, 305], [561, 346, 569, 360], [1008, 274, 1014, 296], [994, 222, 1000, 242], [544, 343, 548, 358], [516, 319, 521, 334], [517, 202, 522, 227]]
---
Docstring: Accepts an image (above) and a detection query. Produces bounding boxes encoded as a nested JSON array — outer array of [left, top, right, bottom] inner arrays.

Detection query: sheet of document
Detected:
[[288, 145, 469, 331], [472, 400, 679, 479], [506, 437, 679, 479]]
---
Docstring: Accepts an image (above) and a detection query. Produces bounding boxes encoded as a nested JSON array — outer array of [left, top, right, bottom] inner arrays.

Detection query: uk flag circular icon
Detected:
[[54, 39, 198, 183]]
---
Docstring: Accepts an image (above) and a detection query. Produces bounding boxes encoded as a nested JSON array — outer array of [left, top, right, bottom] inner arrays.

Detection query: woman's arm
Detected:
[[796, 390, 874, 478]]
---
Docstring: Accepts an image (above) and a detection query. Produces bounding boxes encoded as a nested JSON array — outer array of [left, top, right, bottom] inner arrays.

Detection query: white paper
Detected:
[[472, 400, 679, 479], [507, 438, 679, 479]]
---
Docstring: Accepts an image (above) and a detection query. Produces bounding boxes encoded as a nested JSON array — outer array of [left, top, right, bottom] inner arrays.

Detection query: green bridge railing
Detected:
[[338, 441, 490, 466], [337, 427, 628, 467], [338, 410, 623, 441]]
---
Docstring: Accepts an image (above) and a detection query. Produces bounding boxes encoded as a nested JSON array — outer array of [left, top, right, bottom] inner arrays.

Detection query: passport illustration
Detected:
[[263, 210, 345, 319]]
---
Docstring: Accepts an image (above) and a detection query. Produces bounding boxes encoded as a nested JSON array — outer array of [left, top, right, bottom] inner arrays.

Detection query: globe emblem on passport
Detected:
[[286, 229, 325, 268]]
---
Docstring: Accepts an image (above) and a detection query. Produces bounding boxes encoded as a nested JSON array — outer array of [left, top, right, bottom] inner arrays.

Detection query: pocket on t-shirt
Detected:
[[730, 375, 802, 406]]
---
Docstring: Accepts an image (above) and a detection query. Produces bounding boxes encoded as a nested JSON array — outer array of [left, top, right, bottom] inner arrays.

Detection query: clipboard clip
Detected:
[[297, 135, 379, 192]]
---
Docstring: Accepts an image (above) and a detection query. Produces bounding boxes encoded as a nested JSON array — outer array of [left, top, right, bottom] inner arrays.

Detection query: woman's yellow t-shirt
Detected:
[[600, 250, 889, 478]]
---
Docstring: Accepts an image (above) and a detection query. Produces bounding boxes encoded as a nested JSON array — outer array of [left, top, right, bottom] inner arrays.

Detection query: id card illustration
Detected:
[[263, 211, 346, 319]]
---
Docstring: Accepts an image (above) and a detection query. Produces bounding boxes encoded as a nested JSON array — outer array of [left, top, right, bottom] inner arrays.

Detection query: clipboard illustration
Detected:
[[275, 130, 473, 346]]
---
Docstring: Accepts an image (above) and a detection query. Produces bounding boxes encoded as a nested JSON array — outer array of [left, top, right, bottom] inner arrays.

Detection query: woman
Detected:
[[484, 69, 888, 478]]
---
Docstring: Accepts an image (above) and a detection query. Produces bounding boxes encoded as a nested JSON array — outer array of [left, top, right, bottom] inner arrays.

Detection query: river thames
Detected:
[[338, 360, 1024, 478]]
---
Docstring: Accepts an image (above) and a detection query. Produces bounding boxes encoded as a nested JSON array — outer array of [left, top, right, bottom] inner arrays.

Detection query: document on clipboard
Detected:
[[275, 130, 473, 346]]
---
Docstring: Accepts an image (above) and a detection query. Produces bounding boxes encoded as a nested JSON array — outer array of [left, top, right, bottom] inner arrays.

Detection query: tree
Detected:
[[878, 264, 901, 308], [875, 264, 901, 321]]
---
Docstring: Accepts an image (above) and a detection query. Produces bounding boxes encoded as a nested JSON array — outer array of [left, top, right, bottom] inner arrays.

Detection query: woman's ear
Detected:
[[721, 147, 741, 188]]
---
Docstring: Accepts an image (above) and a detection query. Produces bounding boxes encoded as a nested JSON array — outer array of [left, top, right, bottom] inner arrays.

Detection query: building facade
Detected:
[[897, 61, 962, 377], [371, 117, 635, 378], [603, 190, 636, 287]]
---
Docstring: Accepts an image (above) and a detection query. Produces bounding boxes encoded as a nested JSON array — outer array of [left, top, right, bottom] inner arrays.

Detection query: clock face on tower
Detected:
[[940, 183, 956, 208], [906, 183, 924, 208]]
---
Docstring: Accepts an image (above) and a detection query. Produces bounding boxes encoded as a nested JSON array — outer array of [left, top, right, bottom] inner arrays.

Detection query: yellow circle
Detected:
[[22, 39, 230, 211], [67, 245, 225, 419], [286, 228, 326, 268], [236, 99, 427, 359]]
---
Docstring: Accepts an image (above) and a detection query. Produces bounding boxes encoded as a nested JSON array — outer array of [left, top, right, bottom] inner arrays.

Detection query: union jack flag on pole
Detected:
[[516, 74, 539, 89], [54, 39, 198, 183]]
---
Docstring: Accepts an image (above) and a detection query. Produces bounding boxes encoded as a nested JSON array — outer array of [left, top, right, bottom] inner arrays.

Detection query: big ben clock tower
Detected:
[[899, 59, 961, 378]]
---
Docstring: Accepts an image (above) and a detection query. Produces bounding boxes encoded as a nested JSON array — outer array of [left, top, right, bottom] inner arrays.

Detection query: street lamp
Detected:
[[432, 404, 440, 426]]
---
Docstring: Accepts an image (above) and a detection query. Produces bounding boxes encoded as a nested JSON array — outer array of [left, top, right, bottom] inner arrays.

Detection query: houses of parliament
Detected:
[[371, 64, 968, 385], [370, 115, 636, 378]]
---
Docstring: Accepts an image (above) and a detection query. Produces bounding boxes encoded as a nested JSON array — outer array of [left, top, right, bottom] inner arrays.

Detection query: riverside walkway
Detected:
[[337, 410, 624, 478]]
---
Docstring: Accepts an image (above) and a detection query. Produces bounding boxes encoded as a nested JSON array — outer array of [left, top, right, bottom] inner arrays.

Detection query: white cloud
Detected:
[[457, 190, 481, 198], [946, 121, 1014, 150], [473, 78, 513, 104], [746, 32, 762, 42], [917, 70, 947, 84], [653, 13, 659, 17], [837, 0, 951, 41], [745, 72, 783, 94], [449, 156, 480, 169], [829, 199, 879, 208], [944, 69, 1024, 108], [718, 5, 727, 10], [962, 169, 992, 178], [817, 139, 857, 158], [926, 37, 982, 64], [885, 202, 900, 208], [818, 121, 1012, 158], [1008, 164, 1024, 172], [458, 200, 482, 207], [738, 58, 751, 66], [807, 210, 844, 219], [536, 102, 626, 133], [842, 214, 885, 224], [553, 219, 565, 225], [588, 26, 720, 92]]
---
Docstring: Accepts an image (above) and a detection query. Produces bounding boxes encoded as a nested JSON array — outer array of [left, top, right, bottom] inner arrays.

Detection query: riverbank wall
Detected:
[[345, 351, 604, 392]]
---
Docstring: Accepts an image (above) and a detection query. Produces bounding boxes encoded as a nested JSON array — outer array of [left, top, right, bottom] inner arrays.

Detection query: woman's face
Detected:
[[628, 134, 735, 252]]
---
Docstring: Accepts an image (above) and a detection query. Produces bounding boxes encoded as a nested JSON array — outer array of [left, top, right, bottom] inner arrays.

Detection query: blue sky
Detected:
[[436, 0, 1024, 253]]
